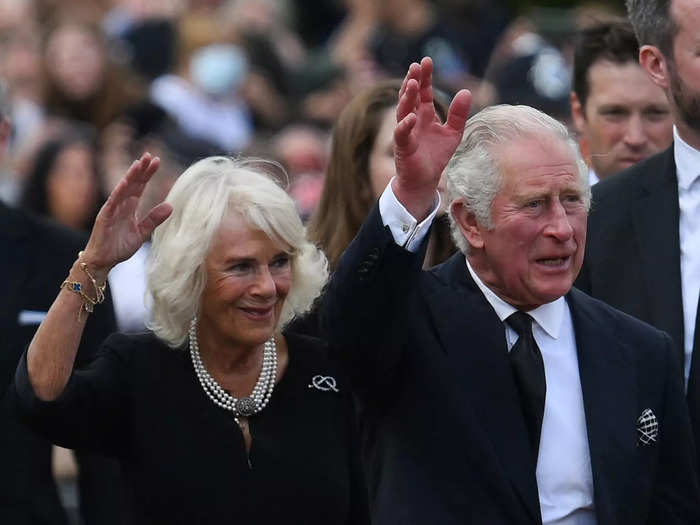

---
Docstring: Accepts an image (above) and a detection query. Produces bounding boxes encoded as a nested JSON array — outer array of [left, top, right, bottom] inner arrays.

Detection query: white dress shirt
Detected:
[[588, 169, 599, 187], [673, 127, 700, 386], [108, 243, 151, 333], [379, 180, 596, 525]]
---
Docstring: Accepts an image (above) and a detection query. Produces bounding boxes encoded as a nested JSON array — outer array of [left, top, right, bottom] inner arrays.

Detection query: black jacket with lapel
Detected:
[[576, 147, 684, 367], [323, 203, 700, 524]]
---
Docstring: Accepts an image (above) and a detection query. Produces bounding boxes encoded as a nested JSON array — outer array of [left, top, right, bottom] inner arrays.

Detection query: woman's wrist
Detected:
[[77, 250, 112, 284]]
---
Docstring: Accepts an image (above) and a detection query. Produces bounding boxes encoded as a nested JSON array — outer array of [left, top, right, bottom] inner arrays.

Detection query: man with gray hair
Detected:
[[322, 57, 700, 524], [577, 0, 700, 475]]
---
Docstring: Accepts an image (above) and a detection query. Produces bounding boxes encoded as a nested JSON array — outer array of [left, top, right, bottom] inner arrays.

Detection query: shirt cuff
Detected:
[[378, 178, 441, 252]]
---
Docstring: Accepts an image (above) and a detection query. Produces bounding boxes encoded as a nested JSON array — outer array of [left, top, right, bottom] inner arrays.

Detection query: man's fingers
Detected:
[[394, 113, 417, 149], [397, 79, 419, 122], [138, 202, 173, 238], [445, 89, 472, 133], [399, 62, 421, 99], [418, 57, 434, 105]]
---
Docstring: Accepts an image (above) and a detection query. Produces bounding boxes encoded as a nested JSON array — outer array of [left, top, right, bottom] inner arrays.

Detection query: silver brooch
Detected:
[[308, 375, 339, 392]]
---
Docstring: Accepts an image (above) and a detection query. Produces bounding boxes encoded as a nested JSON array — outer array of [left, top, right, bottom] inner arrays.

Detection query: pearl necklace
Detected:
[[189, 317, 277, 425]]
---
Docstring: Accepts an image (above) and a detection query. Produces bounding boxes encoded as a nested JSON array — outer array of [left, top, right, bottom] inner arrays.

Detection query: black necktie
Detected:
[[507, 312, 547, 462]]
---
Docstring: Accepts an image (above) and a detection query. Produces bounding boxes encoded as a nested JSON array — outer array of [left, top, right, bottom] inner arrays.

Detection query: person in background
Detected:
[[10, 153, 368, 524], [19, 128, 106, 232], [307, 79, 455, 271], [0, 77, 126, 525], [40, 16, 143, 131], [577, 0, 700, 475], [570, 19, 672, 184], [101, 102, 185, 333]]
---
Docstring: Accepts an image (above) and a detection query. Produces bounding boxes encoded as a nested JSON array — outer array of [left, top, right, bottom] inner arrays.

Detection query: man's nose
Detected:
[[623, 115, 647, 148], [545, 201, 574, 240]]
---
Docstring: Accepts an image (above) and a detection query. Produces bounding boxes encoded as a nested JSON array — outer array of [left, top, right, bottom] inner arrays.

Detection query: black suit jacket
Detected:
[[321, 204, 700, 524], [576, 147, 684, 365], [0, 202, 125, 525]]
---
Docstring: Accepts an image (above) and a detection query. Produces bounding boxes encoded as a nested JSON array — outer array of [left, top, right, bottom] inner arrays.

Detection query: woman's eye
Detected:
[[231, 262, 252, 272]]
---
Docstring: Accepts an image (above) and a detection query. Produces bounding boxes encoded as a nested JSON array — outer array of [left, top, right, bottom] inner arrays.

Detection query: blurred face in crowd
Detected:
[[460, 135, 587, 310], [2, 28, 42, 102], [571, 59, 672, 180], [44, 24, 105, 100], [46, 143, 98, 229], [369, 106, 447, 207]]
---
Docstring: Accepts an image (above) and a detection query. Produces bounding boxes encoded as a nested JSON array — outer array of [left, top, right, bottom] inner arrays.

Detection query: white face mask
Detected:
[[190, 44, 249, 96]]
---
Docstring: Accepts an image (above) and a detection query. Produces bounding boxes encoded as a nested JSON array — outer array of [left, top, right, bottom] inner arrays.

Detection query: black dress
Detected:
[[11, 331, 368, 525]]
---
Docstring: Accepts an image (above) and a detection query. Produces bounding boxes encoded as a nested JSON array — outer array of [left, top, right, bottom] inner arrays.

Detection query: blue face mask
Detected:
[[190, 44, 248, 96]]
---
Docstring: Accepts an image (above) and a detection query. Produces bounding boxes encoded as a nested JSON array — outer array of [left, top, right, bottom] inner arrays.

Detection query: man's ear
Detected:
[[450, 199, 485, 250], [570, 92, 587, 134], [639, 45, 670, 90]]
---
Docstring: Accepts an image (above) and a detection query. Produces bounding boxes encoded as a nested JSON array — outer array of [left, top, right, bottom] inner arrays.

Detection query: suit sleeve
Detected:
[[647, 332, 700, 524], [320, 204, 428, 396]]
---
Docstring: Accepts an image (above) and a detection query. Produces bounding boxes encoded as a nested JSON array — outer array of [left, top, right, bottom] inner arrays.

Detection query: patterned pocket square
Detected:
[[637, 408, 658, 446]]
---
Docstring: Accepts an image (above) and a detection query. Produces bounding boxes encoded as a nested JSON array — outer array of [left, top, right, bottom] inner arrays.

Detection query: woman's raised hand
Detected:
[[81, 153, 173, 278], [393, 57, 471, 220]]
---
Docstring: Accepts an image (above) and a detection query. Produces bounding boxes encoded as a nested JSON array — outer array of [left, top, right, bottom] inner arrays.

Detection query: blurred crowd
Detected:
[[0, 0, 694, 524], [0, 0, 625, 223]]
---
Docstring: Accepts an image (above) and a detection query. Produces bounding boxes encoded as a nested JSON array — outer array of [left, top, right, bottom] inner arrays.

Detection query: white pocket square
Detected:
[[637, 408, 658, 446], [18, 310, 47, 325]]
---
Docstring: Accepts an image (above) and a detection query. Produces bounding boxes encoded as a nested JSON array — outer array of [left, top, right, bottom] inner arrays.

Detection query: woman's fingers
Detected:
[[102, 154, 160, 219], [138, 202, 173, 239]]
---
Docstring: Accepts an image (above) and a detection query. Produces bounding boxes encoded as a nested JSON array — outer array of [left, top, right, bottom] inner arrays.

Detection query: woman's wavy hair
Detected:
[[307, 79, 448, 269], [147, 156, 329, 348]]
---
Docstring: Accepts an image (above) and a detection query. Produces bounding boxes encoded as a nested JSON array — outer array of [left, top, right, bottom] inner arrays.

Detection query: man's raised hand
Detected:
[[393, 57, 471, 220]]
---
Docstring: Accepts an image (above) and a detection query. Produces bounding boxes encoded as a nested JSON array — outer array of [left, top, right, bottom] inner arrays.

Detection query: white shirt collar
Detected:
[[673, 126, 700, 190], [465, 257, 564, 339], [588, 169, 599, 186]]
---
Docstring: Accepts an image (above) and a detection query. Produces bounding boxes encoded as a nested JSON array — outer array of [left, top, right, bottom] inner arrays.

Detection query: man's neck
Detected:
[[675, 120, 700, 152]]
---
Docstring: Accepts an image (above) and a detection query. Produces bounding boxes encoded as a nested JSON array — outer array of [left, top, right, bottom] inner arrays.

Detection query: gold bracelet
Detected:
[[61, 279, 96, 320], [77, 251, 107, 304]]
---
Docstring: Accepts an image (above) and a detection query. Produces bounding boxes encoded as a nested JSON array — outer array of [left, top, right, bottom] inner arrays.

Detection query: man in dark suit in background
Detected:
[[569, 19, 672, 185], [576, 0, 700, 468], [322, 57, 699, 524], [0, 84, 126, 524]]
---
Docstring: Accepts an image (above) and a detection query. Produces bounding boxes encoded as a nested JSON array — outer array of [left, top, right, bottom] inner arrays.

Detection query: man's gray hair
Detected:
[[147, 156, 329, 348], [445, 104, 590, 255], [626, 0, 676, 56]]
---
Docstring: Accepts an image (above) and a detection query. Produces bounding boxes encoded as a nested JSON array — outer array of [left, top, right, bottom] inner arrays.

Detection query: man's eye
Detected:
[[271, 256, 290, 269], [231, 262, 252, 272], [525, 200, 542, 208]]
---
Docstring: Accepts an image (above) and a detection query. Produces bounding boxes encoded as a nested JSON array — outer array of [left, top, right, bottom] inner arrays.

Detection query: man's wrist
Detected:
[[391, 178, 439, 221]]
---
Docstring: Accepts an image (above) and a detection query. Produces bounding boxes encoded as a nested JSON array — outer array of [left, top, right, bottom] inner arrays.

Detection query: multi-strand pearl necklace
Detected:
[[189, 317, 277, 425]]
